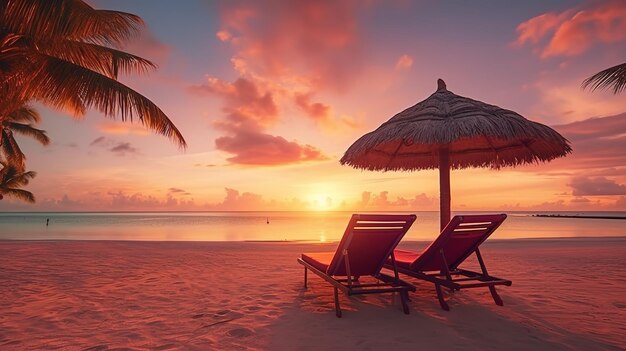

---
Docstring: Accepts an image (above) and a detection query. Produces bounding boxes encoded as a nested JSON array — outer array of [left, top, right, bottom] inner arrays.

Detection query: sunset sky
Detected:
[[3, 0, 626, 212]]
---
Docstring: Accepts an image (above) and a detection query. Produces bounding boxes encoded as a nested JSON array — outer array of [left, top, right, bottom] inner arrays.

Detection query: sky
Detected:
[[3, 0, 626, 212]]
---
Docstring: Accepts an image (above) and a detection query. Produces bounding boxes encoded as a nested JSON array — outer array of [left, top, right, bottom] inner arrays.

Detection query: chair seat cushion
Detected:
[[391, 249, 422, 269], [301, 252, 335, 274]]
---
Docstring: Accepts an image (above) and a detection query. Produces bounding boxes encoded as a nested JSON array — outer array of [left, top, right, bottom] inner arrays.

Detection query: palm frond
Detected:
[[0, 162, 35, 203], [8, 104, 41, 123], [28, 53, 186, 147], [1, 129, 26, 170], [7, 122, 50, 145], [3, 170, 36, 188], [582, 62, 626, 94], [0, 188, 35, 203], [38, 39, 156, 78], [0, 0, 143, 46]]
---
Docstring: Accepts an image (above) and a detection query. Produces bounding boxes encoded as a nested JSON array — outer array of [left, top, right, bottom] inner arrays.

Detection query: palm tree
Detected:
[[0, 0, 186, 147], [582, 62, 626, 94], [0, 161, 36, 203], [1, 104, 50, 171]]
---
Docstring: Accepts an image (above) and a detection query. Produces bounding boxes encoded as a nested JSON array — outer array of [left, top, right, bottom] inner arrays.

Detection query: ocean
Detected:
[[1, 211, 625, 241]]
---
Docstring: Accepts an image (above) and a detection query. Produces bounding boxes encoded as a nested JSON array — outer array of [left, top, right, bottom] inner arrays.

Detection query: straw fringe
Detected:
[[340, 82, 571, 171]]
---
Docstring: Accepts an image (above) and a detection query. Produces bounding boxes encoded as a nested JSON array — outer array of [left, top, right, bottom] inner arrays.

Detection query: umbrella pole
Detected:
[[439, 148, 451, 231]]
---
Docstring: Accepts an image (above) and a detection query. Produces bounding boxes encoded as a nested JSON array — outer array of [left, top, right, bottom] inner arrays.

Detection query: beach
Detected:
[[1, 238, 625, 351]]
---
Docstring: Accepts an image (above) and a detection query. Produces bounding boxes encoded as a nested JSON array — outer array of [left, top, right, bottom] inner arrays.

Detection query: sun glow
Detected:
[[310, 194, 335, 211], [306, 182, 345, 211]]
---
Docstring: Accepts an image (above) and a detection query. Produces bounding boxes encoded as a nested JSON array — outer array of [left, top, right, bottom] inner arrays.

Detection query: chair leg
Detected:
[[303, 267, 308, 288], [334, 287, 342, 318], [489, 286, 503, 306], [400, 291, 410, 315], [435, 284, 450, 311]]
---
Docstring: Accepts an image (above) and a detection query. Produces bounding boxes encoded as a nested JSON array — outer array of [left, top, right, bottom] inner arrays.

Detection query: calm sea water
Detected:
[[0, 211, 625, 241]]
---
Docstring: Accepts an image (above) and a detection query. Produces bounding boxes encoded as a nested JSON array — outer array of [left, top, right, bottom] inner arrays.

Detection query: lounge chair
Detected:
[[387, 214, 511, 311], [297, 214, 417, 317]]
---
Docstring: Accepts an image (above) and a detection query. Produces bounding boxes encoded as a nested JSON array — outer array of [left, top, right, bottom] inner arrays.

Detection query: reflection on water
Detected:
[[0, 211, 625, 241]]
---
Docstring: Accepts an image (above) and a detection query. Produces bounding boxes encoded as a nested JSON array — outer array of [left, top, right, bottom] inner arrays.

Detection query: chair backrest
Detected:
[[327, 214, 416, 276], [409, 214, 506, 272]]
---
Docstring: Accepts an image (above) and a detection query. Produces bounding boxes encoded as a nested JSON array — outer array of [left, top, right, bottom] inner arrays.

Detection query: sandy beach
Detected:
[[1, 238, 625, 351]]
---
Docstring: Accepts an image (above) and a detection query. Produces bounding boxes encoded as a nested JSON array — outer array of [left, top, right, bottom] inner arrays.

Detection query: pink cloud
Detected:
[[513, 11, 573, 47], [294, 92, 331, 122], [569, 177, 626, 196], [189, 77, 278, 128], [217, 0, 365, 90], [515, 113, 626, 175], [215, 130, 327, 165], [395, 54, 413, 70], [514, 2, 626, 58], [189, 76, 327, 165], [551, 112, 626, 170]]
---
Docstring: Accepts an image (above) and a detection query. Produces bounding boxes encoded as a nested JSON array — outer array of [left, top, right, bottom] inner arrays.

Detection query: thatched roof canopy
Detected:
[[340, 79, 572, 171]]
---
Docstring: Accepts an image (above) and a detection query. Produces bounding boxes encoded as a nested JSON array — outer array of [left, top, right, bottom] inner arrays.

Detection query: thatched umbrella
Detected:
[[341, 79, 572, 230]]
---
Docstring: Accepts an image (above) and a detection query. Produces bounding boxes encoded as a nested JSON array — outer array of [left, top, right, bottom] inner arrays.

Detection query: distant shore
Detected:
[[532, 214, 626, 220]]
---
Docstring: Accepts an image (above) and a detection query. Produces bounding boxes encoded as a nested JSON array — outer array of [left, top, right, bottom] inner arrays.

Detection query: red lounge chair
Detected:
[[297, 214, 417, 318], [387, 214, 511, 311]]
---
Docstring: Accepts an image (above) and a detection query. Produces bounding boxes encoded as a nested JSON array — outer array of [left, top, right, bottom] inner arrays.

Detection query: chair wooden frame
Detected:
[[297, 214, 417, 318], [390, 214, 512, 311]]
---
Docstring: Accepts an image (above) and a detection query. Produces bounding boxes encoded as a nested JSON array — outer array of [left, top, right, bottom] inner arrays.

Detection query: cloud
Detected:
[[216, 0, 365, 90], [168, 188, 191, 196], [189, 77, 278, 128], [552, 113, 626, 170], [395, 54, 413, 70], [90, 136, 106, 146], [294, 92, 331, 122], [96, 122, 150, 136], [215, 130, 327, 165], [190, 76, 327, 165], [530, 78, 626, 122], [109, 142, 139, 156], [358, 191, 436, 210], [514, 2, 626, 58], [569, 176, 626, 196], [216, 30, 232, 42], [89, 137, 139, 156]]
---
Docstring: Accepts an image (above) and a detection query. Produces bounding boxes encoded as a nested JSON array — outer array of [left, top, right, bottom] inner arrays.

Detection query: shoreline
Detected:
[[532, 214, 626, 220], [1, 235, 626, 244]]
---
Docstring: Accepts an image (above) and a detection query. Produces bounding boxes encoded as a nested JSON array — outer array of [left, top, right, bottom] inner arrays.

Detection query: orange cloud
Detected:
[[514, 2, 626, 58], [395, 54, 413, 70], [216, 30, 232, 42], [97, 122, 150, 136]]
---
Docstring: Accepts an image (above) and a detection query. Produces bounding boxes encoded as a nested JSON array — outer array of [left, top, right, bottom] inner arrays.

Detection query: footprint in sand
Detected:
[[226, 327, 254, 338]]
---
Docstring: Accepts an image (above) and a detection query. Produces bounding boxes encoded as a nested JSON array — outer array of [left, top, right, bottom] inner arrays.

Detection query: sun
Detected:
[[310, 194, 334, 211]]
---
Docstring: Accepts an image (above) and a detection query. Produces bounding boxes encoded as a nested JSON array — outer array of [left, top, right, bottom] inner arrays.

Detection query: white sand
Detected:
[[0, 239, 625, 350]]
